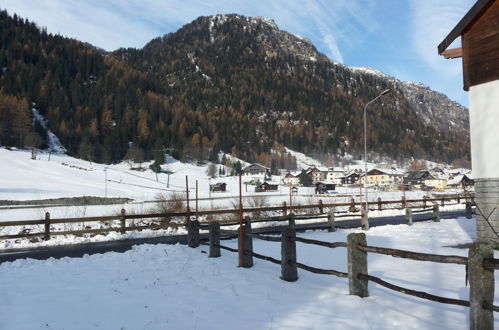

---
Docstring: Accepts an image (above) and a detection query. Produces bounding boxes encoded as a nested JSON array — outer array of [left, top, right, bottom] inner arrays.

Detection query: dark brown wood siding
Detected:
[[462, 0, 499, 90]]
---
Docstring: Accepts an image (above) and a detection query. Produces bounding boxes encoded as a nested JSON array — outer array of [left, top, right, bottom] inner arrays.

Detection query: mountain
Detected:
[[0, 11, 470, 167]]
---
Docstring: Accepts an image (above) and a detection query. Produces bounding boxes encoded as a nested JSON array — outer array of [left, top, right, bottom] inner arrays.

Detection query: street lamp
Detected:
[[363, 88, 391, 230]]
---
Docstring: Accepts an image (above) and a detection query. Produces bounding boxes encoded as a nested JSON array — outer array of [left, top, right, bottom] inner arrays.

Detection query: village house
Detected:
[[424, 177, 448, 190], [360, 168, 404, 187], [341, 171, 360, 185], [438, 0, 499, 243], [242, 163, 269, 176], [283, 172, 300, 186], [325, 167, 345, 184], [404, 170, 434, 188], [447, 174, 474, 188]]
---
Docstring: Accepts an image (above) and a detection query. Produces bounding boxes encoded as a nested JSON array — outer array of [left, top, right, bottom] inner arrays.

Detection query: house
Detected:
[[424, 178, 448, 190], [315, 182, 336, 194], [448, 174, 474, 188], [242, 163, 269, 176], [360, 168, 404, 186], [255, 182, 279, 192], [404, 170, 434, 187], [283, 172, 300, 186], [325, 167, 345, 184], [438, 0, 499, 242], [209, 182, 227, 192], [341, 171, 360, 185]]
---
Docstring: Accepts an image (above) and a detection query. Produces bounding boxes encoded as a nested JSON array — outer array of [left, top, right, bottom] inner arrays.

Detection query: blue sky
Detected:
[[1, 0, 474, 106]]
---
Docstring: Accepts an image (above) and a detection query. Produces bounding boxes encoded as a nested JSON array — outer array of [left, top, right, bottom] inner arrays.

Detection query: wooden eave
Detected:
[[438, 0, 495, 54]]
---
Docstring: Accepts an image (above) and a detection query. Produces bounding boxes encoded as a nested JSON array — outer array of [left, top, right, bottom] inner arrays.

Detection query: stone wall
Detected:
[[475, 178, 499, 243]]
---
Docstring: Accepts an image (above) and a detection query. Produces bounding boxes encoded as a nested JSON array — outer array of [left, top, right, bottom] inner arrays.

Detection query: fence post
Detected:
[[120, 209, 126, 234], [281, 226, 298, 282], [208, 222, 221, 257], [288, 213, 295, 228], [433, 205, 440, 222], [318, 199, 324, 213], [347, 233, 368, 297], [282, 201, 287, 216], [468, 242, 494, 330], [401, 196, 406, 210], [349, 198, 356, 212], [239, 216, 253, 268], [377, 197, 382, 211], [466, 202, 473, 219], [457, 195, 461, 204], [406, 208, 413, 226], [328, 210, 335, 232], [441, 197, 445, 207], [188, 219, 200, 248], [44, 212, 50, 241], [423, 196, 427, 208]]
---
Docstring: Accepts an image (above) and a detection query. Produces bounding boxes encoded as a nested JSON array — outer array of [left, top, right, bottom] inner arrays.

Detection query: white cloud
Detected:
[[0, 0, 380, 60], [410, 0, 474, 76]]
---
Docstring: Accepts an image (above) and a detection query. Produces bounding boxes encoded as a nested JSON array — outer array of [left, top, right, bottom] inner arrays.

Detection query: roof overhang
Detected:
[[438, 0, 495, 54]]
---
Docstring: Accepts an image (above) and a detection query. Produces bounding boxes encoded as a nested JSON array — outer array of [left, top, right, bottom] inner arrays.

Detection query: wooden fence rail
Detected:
[[200, 213, 496, 330], [0, 195, 468, 242]]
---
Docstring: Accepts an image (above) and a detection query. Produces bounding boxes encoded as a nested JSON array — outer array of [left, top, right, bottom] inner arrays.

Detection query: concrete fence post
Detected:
[[281, 226, 298, 282], [318, 199, 324, 214], [466, 202, 473, 219], [239, 216, 253, 268], [377, 197, 382, 211], [406, 208, 413, 226], [347, 233, 368, 297], [44, 212, 51, 241], [433, 205, 440, 222], [188, 219, 200, 248], [401, 196, 407, 210], [468, 242, 494, 330], [120, 209, 126, 234], [441, 197, 445, 207], [423, 196, 427, 208], [208, 221, 221, 257], [328, 210, 336, 232]]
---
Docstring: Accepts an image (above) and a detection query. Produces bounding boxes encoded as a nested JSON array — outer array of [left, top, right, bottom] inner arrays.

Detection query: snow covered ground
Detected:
[[0, 147, 467, 249], [0, 217, 495, 329]]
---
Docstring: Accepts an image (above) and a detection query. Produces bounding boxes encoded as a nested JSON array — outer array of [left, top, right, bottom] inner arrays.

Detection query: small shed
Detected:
[[255, 182, 279, 192], [209, 182, 227, 192], [315, 182, 336, 194]]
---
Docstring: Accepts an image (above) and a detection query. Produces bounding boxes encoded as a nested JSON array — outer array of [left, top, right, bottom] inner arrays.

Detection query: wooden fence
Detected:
[[195, 212, 496, 330], [0, 195, 470, 241]]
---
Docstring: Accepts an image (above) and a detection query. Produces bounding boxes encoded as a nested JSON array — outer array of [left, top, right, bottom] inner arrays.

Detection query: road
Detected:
[[0, 209, 471, 264]]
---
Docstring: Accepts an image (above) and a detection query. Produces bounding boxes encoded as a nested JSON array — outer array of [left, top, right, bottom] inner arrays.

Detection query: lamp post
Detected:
[[363, 88, 391, 230]]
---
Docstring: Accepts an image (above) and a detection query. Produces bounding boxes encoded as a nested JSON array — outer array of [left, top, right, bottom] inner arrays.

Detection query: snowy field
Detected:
[[0, 148, 467, 249], [0, 217, 496, 329]]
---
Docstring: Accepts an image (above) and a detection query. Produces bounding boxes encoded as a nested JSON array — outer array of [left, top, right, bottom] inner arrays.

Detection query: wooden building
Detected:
[[209, 182, 227, 192], [315, 182, 336, 194], [438, 0, 499, 243], [255, 182, 279, 192]]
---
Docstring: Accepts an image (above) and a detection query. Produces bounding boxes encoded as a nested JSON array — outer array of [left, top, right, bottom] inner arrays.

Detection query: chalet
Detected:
[[438, 0, 499, 242], [360, 168, 404, 186], [325, 167, 345, 184], [341, 172, 360, 185], [404, 170, 434, 187], [311, 167, 328, 183], [315, 182, 336, 194], [209, 182, 227, 192], [424, 178, 448, 190], [283, 172, 300, 186], [448, 174, 474, 188], [255, 182, 279, 192], [242, 163, 269, 176]]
